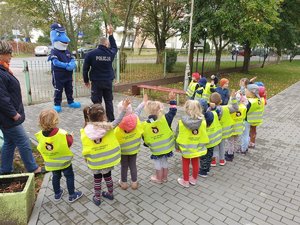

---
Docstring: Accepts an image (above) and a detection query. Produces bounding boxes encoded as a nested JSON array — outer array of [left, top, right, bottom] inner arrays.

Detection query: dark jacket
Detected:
[[215, 87, 230, 105], [48, 49, 73, 80], [0, 65, 25, 129], [83, 35, 118, 83]]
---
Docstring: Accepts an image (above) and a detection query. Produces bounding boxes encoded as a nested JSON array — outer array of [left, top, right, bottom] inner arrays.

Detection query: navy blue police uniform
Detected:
[[49, 49, 75, 106], [82, 35, 118, 121]]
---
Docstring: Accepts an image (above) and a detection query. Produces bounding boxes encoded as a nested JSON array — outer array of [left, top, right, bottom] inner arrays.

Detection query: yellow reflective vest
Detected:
[[176, 119, 209, 158], [206, 111, 222, 148], [142, 116, 175, 156], [114, 118, 143, 155], [202, 83, 216, 101], [220, 106, 235, 139], [231, 103, 247, 135], [81, 129, 121, 170], [35, 129, 73, 171], [194, 87, 205, 101], [247, 98, 265, 126], [186, 81, 198, 98]]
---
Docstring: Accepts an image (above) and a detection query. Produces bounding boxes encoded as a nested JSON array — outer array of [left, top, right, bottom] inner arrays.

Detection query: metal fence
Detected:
[[22, 50, 283, 104]]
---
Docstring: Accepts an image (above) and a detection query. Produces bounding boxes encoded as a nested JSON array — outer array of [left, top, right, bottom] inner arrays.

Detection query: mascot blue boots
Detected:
[[48, 23, 81, 112]]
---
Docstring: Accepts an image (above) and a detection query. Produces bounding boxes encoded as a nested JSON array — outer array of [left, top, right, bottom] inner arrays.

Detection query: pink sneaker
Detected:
[[189, 176, 197, 186], [150, 175, 162, 184], [177, 178, 189, 187], [219, 159, 226, 166], [211, 158, 217, 167]]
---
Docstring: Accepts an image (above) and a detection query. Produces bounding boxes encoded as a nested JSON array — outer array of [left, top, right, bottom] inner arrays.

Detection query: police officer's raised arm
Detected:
[[107, 25, 118, 56]]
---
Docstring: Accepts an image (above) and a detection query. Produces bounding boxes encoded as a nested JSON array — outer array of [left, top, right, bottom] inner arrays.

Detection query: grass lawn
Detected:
[[141, 60, 300, 103]]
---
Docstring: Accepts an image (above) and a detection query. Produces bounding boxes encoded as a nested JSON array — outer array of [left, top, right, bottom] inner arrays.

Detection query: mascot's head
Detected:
[[50, 23, 70, 51]]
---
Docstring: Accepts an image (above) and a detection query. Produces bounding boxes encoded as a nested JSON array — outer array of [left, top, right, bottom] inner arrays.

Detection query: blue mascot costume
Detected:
[[48, 23, 81, 112]]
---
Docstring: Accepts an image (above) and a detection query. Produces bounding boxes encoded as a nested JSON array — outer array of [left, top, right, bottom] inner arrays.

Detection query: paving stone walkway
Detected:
[[23, 83, 300, 225]]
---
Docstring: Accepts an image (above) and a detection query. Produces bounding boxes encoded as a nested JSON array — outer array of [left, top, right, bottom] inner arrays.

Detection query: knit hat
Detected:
[[192, 72, 201, 80], [220, 78, 229, 87], [119, 114, 138, 132], [198, 77, 207, 87], [255, 81, 264, 87], [117, 101, 133, 116], [0, 41, 12, 55], [247, 84, 260, 98]]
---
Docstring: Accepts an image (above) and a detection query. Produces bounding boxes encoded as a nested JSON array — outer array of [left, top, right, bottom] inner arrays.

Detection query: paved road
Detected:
[[23, 82, 300, 225]]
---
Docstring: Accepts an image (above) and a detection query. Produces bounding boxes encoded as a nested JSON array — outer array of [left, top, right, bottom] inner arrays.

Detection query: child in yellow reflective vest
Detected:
[[208, 92, 238, 167], [81, 99, 130, 206], [142, 92, 177, 184], [115, 94, 148, 190], [240, 84, 265, 154], [175, 100, 209, 187], [35, 109, 82, 203], [186, 72, 201, 99]]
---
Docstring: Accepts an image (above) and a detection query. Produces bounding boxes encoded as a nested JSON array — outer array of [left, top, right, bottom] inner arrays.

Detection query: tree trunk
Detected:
[[276, 48, 281, 64], [66, 0, 77, 52], [242, 41, 251, 73], [120, 0, 133, 54], [261, 53, 268, 68], [215, 49, 222, 71], [138, 36, 146, 55], [156, 49, 164, 64]]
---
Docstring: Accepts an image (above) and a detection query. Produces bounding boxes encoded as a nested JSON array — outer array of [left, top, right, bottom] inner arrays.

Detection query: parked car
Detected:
[[34, 46, 49, 56], [72, 47, 94, 59]]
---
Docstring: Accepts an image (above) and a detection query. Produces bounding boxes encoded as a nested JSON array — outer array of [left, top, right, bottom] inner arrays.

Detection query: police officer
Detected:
[[83, 25, 118, 121]]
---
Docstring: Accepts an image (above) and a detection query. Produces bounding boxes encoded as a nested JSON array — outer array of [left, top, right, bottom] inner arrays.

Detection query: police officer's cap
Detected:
[[50, 23, 66, 32]]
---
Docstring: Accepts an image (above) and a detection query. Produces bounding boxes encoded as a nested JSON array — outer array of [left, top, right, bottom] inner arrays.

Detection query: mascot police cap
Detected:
[[51, 23, 66, 32]]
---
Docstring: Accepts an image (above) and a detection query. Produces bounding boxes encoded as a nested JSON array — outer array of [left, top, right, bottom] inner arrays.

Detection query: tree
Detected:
[[139, 0, 185, 64]]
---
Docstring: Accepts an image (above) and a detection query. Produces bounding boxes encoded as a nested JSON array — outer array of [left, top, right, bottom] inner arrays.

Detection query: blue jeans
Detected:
[[52, 164, 75, 195], [241, 121, 251, 152], [1, 124, 38, 174]]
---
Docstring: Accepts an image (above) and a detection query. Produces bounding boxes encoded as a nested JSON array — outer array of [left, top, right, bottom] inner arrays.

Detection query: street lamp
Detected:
[[201, 28, 207, 75], [183, 0, 195, 91]]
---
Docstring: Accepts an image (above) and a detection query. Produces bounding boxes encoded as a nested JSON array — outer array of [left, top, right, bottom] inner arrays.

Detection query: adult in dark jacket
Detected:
[[0, 41, 44, 175], [83, 25, 117, 121]]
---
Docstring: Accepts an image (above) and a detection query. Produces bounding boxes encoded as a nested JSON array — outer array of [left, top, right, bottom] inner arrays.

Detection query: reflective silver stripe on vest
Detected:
[[87, 152, 120, 166], [45, 160, 72, 168], [53, 156, 73, 161], [179, 143, 206, 150], [207, 136, 222, 146], [120, 138, 140, 148], [202, 93, 209, 100], [121, 144, 140, 154], [84, 146, 120, 159], [208, 129, 222, 139], [248, 111, 263, 116], [147, 136, 174, 148], [151, 140, 174, 153]]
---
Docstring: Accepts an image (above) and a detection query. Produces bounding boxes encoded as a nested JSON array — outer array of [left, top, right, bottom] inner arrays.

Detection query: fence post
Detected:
[[116, 51, 120, 83], [23, 60, 32, 105], [163, 51, 167, 78], [73, 60, 79, 98]]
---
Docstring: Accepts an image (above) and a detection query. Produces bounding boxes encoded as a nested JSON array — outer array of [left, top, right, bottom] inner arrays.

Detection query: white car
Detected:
[[34, 46, 49, 56]]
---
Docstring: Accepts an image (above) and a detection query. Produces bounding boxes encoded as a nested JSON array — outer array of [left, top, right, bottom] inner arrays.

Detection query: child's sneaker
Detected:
[[177, 178, 189, 187], [189, 176, 197, 186], [131, 181, 138, 190], [102, 191, 114, 200], [54, 189, 64, 201], [118, 180, 129, 190], [248, 142, 255, 149], [199, 170, 208, 178], [211, 158, 217, 167], [150, 175, 163, 184], [93, 196, 101, 206], [68, 191, 83, 203], [241, 151, 247, 155], [219, 160, 226, 166]]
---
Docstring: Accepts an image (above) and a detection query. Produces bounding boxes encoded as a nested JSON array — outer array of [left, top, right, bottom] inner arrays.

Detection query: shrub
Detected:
[[165, 49, 178, 72], [120, 51, 127, 72]]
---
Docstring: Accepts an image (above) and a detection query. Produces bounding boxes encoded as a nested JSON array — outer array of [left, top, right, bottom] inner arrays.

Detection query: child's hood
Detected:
[[84, 122, 113, 140], [181, 115, 203, 130], [119, 114, 138, 132]]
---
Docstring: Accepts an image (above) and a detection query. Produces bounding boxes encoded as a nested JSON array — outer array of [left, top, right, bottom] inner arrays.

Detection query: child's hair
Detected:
[[145, 100, 164, 117], [83, 104, 106, 126], [38, 109, 59, 131], [184, 100, 203, 119], [240, 78, 249, 87], [210, 92, 222, 105]]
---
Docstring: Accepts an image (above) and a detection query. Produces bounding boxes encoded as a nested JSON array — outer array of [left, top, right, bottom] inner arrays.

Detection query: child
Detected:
[[202, 74, 218, 102], [215, 78, 230, 105], [142, 92, 177, 184], [115, 94, 148, 190], [176, 100, 209, 187], [194, 77, 207, 101], [209, 92, 238, 166], [241, 84, 265, 152], [81, 99, 130, 206], [186, 72, 201, 99], [225, 92, 247, 161], [35, 109, 82, 202]]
